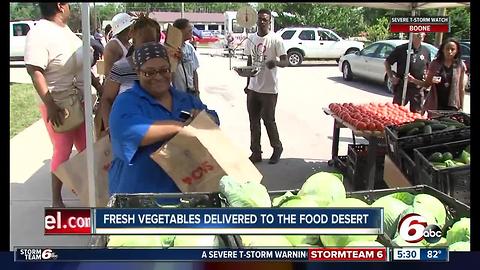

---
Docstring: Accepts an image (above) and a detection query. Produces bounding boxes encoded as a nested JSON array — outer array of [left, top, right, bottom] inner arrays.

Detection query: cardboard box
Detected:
[[54, 135, 111, 207], [151, 111, 263, 192], [165, 24, 184, 72], [383, 155, 413, 188]]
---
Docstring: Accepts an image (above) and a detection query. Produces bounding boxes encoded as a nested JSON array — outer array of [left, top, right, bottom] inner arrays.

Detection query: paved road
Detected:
[[9, 51, 471, 249]]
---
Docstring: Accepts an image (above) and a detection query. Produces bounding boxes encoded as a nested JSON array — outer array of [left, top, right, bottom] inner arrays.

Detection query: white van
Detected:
[[10, 20, 37, 61]]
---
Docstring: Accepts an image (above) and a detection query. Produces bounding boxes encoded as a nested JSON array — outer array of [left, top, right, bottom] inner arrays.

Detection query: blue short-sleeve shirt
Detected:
[[108, 81, 219, 195]]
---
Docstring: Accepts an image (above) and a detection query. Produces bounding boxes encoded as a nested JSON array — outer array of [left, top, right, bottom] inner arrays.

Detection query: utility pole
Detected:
[[181, 3, 184, 18]]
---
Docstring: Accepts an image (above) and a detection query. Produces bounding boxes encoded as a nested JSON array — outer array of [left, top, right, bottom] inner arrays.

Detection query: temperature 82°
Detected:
[[427, 250, 441, 259]]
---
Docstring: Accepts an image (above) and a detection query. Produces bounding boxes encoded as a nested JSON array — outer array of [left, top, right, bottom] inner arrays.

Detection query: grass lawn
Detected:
[[10, 83, 41, 138]]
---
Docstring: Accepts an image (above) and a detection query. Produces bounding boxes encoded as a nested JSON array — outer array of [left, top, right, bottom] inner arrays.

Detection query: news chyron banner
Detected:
[[14, 247, 450, 262], [26, 208, 450, 262], [390, 16, 450, 33], [44, 208, 383, 235]]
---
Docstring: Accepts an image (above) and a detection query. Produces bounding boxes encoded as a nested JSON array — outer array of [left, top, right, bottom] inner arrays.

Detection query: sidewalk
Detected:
[[10, 119, 91, 251]]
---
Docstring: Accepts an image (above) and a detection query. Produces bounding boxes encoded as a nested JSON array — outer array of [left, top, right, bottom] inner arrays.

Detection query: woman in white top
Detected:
[[24, 2, 102, 207], [100, 15, 162, 131], [102, 13, 133, 81]]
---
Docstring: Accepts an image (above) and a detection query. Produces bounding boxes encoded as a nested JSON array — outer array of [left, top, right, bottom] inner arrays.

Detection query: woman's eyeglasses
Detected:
[[140, 68, 171, 78]]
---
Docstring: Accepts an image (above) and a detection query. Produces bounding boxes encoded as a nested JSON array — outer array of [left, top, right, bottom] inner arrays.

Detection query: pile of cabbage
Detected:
[[107, 172, 469, 250], [219, 173, 470, 250]]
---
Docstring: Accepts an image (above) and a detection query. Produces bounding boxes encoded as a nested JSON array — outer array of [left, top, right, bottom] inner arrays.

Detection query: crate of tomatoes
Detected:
[[328, 102, 425, 135]]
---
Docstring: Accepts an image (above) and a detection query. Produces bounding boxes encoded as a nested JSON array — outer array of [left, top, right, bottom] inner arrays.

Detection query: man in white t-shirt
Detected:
[[244, 9, 288, 164]]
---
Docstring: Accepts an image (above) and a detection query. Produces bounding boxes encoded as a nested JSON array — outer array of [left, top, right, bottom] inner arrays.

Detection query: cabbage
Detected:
[[219, 176, 271, 207], [172, 235, 220, 248], [371, 196, 410, 239], [320, 198, 377, 247], [107, 235, 175, 248], [388, 192, 415, 205], [413, 194, 446, 228], [298, 172, 346, 206], [346, 240, 384, 247], [446, 218, 470, 244], [390, 206, 416, 239], [277, 196, 321, 246], [240, 235, 293, 248], [272, 191, 295, 207], [286, 235, 320, 247], [279, 195, 320, 208], [449, 241, 470, 251]]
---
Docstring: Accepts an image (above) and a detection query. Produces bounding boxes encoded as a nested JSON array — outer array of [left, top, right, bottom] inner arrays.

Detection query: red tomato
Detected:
[[367, 122, 376, 131], [357, 122, 367, 130], [375, 123, 384, 131]]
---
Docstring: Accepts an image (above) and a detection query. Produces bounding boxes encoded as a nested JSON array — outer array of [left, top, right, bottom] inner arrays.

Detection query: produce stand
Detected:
[[323, 107, 385, 190]]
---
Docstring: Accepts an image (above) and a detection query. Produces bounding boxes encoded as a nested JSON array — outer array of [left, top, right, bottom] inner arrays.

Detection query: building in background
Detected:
[[148, 11, 225, 34]]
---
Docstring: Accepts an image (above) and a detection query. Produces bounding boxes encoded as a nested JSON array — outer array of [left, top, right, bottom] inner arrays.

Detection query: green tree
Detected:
[[447, 7, 470, 40], [258, 3, 366, 37], [10, 2, 40, 21], [366, 17, 391, 42]]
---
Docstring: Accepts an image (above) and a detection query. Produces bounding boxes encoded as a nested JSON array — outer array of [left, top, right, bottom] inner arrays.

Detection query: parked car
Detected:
[[276, 27, 364, 66], [338, 40, 438, 93], [10, 20, 37, 61], [459, 41, 470, 92]]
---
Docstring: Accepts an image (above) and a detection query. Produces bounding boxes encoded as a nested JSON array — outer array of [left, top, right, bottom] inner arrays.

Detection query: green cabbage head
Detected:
[[371, 196, 410, 239], [446, 218, 470, 245], [320, 198, 377, 247], [219, 175, 271, 207], [298, 172, 346, 206]]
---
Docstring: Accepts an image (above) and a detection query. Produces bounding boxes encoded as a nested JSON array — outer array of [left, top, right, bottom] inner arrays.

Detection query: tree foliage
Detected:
[[9, 3, 470, 41]]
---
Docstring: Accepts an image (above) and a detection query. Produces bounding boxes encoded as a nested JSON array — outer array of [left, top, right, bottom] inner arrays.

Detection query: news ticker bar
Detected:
[[389, 16, 450, 33], [14, 247, 449, 262], [44, 208, 384, 235]]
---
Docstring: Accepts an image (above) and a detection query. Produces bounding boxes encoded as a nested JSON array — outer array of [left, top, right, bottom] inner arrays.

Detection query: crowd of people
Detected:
[[24, 2, 468, 207]]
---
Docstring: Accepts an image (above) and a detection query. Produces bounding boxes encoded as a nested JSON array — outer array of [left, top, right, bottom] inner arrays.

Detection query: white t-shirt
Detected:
[[24, 19, 90, 95], [172, 42, 200, 92], [245, 32, 286, 94]]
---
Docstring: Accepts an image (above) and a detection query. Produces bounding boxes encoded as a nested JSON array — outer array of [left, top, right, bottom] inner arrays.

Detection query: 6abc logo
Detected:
[[398, 213, 442, 244]]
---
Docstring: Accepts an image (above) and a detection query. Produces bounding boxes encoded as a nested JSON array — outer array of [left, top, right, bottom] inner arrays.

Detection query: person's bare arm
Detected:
[[100, 78, 121, 129], [266, 54, 288, 69], [25, 64, 64, 126], [193, 70, 199, 93], [91, 72, 103, 95], [408, 72, 434, 88], [103, 42, 123, 79], [140, 121, 184, 146], [384, 60, 399, 85]]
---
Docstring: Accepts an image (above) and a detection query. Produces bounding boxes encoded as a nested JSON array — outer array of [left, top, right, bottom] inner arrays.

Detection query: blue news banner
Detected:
[[93, 208, 384, 235]]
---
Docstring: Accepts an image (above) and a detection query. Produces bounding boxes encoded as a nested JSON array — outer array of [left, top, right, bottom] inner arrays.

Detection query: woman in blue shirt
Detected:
[[109, 42, 219, 195]]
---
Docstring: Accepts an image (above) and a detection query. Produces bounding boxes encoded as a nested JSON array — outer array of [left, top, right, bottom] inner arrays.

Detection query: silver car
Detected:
[[338, 40, 438, 92]]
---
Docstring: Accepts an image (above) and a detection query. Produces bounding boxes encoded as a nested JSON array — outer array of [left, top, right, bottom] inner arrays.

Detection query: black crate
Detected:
[[334, 155, 349, 174], [346, 144, 387, 191], [398, 149, 416, 184], [347, 144, 386, 166], [413, 140, 470, 205], [427, 110, 463, 118], [385, 113, 470, 167]]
